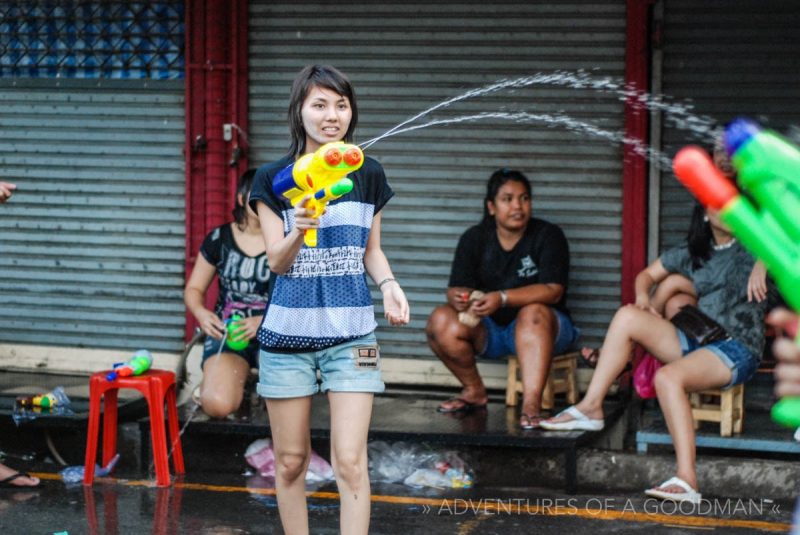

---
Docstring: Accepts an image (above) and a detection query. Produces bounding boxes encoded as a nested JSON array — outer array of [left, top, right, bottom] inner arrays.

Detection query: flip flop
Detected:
[[0, 472, 39, 489], [437, 397, 487, 414], [580, 347, 633, 375], [580, 347, 600, 368], [644, 476, 702, 504], [539, 406, 605, 431], [519, 413, 545, 430]]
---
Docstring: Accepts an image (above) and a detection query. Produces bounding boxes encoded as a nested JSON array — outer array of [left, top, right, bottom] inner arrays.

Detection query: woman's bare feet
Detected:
[[437, 387, 488, 413], [0, 463, 39, 488]]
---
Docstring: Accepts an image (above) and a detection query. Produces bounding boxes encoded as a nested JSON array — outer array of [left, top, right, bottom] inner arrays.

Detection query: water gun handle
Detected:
[[302, 179, 354, 247], [303, 228, 317, 247]]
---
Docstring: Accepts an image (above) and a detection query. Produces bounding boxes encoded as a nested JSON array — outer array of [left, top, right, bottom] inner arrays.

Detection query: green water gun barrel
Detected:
[[725, 118, 800, 428]]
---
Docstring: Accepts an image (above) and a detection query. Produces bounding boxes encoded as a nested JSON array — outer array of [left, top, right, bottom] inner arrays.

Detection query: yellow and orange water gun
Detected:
[[273, 142, 364, 247]]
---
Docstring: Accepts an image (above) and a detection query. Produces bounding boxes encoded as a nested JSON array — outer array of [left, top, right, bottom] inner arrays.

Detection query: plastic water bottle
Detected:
[[16, 386, 71, 408]]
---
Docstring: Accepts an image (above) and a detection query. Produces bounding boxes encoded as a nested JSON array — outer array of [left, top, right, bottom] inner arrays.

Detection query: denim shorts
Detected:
[[202, 336, 260, 369], [676, 329, 759, 388], [479, 308, 580, 360], [257, 333, 385, 399]]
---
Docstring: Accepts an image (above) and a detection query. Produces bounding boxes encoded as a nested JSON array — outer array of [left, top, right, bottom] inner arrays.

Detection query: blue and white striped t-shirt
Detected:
[[249, 155, 394, 352]]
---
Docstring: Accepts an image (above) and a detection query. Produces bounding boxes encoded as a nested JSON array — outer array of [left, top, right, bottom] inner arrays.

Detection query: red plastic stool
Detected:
[[83, 369, 185, 487]]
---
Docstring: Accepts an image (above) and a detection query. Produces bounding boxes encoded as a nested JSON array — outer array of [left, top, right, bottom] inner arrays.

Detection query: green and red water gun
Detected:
[[673, 118, 800, 428], [106, 349, 153, 381]]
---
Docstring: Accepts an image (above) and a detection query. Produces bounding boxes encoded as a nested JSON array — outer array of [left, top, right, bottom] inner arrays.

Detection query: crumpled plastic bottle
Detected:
[[403, 463, 473, 489], [60, 453, 120, 484], [368, 441, 474, 489], [12, 386, 75, 425]]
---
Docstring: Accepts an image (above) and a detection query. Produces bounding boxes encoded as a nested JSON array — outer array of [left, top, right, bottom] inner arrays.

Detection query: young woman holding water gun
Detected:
[[542, 147, 771, 505], [184, 169, 270, 419], [248, 65, 409, 535]]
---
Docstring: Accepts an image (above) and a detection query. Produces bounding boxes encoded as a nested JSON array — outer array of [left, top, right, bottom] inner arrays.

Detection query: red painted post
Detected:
[[183, 0, 249, 341], [621, 0, 654, 305]]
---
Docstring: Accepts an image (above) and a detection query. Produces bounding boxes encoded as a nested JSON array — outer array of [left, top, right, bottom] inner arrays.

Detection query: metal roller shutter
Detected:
[[0, 79, 186, 352], [248, 1, 626, 375], [657, 0, 800, 252]]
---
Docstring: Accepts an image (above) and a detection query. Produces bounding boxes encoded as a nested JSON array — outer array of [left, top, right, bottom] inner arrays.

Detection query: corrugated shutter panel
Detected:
[[658, 0, 800, 250], [248, 1, 626, 364], [0, 79, 186, 352]]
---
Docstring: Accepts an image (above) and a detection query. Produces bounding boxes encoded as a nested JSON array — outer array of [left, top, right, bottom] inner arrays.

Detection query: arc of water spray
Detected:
[[364, 111, 674, 171], [359, 70, 717, 152]]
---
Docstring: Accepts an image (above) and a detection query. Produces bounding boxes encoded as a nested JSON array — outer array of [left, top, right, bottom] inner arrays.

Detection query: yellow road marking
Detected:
[[35, 472, 790, 532]]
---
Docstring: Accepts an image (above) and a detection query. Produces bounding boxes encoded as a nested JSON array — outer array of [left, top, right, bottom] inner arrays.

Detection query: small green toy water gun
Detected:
[[672, 118, 800, 428], [106, 349, 153, 381], [224, 312, 249, 351]]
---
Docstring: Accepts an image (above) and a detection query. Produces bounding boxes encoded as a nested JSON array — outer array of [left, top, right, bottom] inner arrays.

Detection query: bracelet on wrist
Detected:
[[378, 277, 397, 291], [499, 290, 508, 307]]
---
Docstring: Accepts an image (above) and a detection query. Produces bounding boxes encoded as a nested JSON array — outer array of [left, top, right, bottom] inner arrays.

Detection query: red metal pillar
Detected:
[[621, 0, 654, 305], [184, 0, 249, 340]]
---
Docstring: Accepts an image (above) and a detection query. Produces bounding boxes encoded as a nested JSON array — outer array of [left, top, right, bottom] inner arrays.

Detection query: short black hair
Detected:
[[286, 65, 358, 158]]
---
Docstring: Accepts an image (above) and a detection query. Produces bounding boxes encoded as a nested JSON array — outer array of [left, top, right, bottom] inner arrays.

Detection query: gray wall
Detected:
[[657, 0, 800, 252], [248, 1, 628, 364], [0, 79, 186, 352]]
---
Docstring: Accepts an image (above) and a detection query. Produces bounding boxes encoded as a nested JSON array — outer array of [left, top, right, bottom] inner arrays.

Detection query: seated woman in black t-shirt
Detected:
[[426, 168, 579, 430], [184, 169, 271, 419]]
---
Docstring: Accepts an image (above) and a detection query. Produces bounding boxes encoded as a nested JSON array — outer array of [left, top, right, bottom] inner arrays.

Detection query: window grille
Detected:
[[0, 1, 184, 79]]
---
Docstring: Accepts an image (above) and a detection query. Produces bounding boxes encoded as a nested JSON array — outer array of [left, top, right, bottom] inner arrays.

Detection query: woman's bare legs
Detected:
[[426, 305, 489, 410], [581, 275, 697, 367], [651, 350, 732, 493], [329, 392, 374, 535], [265, 397, 313, 535], [515, 304, 558, 424], [651, 274, 697, 319], [200, 352, 252, 418], [546, 305, 683, 423]]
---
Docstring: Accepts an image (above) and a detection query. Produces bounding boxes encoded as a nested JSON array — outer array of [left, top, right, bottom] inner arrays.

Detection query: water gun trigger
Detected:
[[308, 198, 324, 218]]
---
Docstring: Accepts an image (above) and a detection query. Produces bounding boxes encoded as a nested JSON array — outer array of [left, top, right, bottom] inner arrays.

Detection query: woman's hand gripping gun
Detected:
[[272, 142, 364, 247]]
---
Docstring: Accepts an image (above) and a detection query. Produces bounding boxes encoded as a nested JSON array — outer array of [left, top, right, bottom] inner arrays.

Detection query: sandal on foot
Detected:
[[644, 476, 702, 504], [539, 406, 605, 431], [437, 397, 487, 414], [580, 347, 600, 368], [519, 413, 545, 430], [0, 472, 39, 489], [580, 347, 633, 376]]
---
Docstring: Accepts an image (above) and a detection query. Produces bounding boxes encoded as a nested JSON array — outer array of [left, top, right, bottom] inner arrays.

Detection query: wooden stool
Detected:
[[689, 384, 744, 437], [506, 352, 579, 410], [84, 369, 185, 487]]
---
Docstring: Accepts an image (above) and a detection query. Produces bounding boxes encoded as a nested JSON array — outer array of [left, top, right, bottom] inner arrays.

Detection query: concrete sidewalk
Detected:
[[464, 444, 799, 500]]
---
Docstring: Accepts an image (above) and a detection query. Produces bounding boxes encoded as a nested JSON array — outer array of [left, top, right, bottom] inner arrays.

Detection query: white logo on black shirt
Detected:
[[517, 255, 539, 278]]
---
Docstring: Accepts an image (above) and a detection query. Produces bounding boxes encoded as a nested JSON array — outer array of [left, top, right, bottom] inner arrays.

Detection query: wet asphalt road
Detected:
[[0, 470, 792, 534]]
